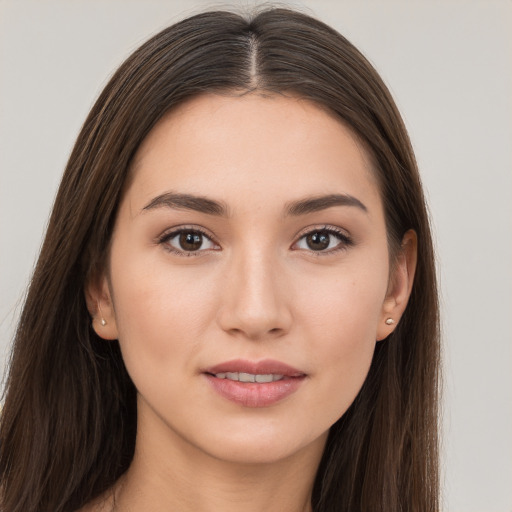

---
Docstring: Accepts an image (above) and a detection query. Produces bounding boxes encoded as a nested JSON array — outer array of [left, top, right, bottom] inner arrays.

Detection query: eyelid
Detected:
[[156, 224, 353, 256], [291, 224, 353, 253], [157, 225, 220, 255]]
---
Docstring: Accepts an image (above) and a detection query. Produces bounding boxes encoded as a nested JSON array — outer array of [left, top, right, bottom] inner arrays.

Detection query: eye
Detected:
[[160, 228, 218, 255], [294, 227, 352, 253]]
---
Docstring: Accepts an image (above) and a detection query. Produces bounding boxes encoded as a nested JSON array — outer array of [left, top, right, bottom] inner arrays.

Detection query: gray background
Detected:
[[1, 1, 511, 510]]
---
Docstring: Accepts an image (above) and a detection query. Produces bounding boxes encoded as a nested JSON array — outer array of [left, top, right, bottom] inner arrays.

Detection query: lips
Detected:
[[203, 359, 306, 408], [205, 358, 305, 377]]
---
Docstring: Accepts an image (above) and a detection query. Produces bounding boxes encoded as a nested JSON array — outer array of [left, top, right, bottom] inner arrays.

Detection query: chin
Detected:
[[191, 425, 329, 467]]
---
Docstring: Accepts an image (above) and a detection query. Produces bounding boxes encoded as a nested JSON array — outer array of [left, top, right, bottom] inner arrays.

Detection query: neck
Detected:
[[112, 407, 326, 512]]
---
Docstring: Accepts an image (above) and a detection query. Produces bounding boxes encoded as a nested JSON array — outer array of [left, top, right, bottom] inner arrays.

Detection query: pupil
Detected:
[[306, 231, 330, 250], [180, 232, 202, 251]]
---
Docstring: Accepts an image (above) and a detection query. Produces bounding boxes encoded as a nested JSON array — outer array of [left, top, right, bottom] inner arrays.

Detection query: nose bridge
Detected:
[[218, 243, 291, 339]]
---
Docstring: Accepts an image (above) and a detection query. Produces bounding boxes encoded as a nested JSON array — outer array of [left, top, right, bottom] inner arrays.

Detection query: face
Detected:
[[91, 93, 411, 466]]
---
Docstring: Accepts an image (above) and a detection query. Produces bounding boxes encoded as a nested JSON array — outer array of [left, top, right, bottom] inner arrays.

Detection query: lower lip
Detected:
[[205, 374, 305, 408]]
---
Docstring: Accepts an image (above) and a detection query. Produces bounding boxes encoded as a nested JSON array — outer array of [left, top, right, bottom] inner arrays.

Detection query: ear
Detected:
[[85, 272, 119, 340], [376, 229, 417, 341]]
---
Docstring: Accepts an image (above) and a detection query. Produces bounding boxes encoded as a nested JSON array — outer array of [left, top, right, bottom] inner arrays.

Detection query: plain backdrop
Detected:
[[0, 1, 511, 510]]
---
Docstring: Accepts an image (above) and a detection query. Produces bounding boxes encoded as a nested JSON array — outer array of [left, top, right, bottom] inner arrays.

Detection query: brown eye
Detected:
[[179, 232, 203, 251], [294, 228, 352, 253], [305, 232, 330, 251], [163, 229, 217, 254]]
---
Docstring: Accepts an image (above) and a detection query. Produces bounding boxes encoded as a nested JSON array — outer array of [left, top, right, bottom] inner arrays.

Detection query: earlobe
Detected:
[[376, 230, 417, 341], [85, 273, 119, 341]]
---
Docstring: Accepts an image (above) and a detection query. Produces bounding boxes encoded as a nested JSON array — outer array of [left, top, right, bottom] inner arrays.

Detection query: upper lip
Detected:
[[204, 359, 305, 377]]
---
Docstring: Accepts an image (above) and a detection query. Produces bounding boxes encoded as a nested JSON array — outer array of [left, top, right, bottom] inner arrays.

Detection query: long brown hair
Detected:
[[0, 8, 440, 512]]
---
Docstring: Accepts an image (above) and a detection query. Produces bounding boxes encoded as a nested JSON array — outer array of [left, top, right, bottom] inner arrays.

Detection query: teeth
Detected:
[[214, 372, 284, 382], [255, 374, 273, 383]]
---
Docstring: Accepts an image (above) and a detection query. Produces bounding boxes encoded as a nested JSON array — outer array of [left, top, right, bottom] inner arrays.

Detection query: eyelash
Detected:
[[157, 225, 353, 257], [292, 225, 354, 255], [158, 226, 219, 257]]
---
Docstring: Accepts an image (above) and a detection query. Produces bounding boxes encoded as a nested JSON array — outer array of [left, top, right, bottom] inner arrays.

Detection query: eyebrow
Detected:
[[141, 192, 367, 217], [285, 194, 367, 216], [142, 192, 227, 216]]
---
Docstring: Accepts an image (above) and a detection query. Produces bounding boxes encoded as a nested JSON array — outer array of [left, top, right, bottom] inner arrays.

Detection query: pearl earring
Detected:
[[101, 318, 107, 326], [385, 318, 394, 325]]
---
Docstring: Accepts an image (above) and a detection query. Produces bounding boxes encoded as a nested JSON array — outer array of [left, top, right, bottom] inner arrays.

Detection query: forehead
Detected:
[[127, 93, 380, 213]]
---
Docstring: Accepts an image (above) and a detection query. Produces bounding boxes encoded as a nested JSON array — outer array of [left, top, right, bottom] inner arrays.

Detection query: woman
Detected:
[[0, 7, 440, 512]]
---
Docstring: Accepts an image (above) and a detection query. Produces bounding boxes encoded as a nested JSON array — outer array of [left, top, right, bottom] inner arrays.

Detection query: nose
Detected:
[[216, 248, 293, 340]]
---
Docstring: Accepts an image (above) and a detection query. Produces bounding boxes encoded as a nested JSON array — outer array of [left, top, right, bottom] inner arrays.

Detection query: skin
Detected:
[[86, 93, 416, 512]]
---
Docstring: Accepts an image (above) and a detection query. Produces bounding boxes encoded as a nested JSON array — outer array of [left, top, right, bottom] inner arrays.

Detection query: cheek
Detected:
[[108, 250, 217, 378], [313, 285, 380, 382], [294, 260, 388, 416], [297, 257, 389, 343]]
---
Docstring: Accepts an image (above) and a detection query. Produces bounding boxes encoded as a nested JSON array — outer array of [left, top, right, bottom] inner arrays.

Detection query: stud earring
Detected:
[[98, 302, 107, 327], [385, 318, 394, 325]]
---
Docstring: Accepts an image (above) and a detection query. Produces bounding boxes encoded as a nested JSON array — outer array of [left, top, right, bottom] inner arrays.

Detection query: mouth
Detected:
[[204, 358, 305, 378], [210, 372, 287, 383], [203, 359, 306, 408]]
